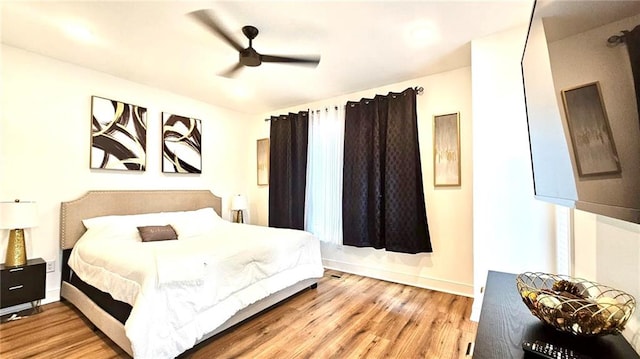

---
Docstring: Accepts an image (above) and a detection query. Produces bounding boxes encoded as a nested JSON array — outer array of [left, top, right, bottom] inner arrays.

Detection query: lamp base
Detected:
[[234, 210, 244, 224], [5, 229, 27, 267]]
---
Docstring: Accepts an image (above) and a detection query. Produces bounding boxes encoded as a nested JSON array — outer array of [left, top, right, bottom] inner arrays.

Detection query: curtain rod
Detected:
[[265, 86, 424, 121]]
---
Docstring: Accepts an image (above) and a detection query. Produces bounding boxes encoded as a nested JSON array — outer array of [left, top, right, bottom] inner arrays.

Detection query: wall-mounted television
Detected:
[[522, 0, 640, 224]]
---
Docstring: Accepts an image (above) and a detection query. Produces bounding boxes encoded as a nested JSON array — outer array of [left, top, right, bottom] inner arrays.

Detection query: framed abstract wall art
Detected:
[[433, 112, 461, 187], [90, 96, 147, 171], [162, 113, 202, 174], [257, 138, 269, 185], [561, 82, 620, 177]]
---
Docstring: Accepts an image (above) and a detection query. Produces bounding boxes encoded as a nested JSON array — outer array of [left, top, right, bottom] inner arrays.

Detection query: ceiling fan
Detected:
[[188, 10, 321, 78]]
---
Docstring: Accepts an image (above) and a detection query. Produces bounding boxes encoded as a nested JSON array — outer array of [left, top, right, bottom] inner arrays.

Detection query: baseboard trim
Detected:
[[322, 258, 474, 297], [470, 296, 483, 322]]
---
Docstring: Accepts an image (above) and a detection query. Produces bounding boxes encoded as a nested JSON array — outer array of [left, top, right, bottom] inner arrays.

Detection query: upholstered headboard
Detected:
[[60, 190, 222, 249]]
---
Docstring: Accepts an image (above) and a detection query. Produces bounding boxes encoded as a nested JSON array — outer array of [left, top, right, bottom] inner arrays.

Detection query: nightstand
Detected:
[[0, 258, 46, 311]]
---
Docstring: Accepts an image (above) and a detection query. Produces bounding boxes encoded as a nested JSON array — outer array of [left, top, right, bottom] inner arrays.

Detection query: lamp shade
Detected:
[[0, 201, 38, 229], [231, 195, 247, 211]]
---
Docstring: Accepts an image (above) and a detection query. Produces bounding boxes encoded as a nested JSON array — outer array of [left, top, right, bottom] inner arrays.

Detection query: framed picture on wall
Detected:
[[561, 81, 620, 177], [90, 96, 147, 171], [162, 112, 202, 174], [257, 138, 270, 185], [433, 112, 461, 187]]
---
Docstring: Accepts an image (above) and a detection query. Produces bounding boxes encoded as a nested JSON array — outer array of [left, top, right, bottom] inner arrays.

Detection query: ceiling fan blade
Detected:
[[261, 54, 321, 66], [188, 10, 244, 52], [218, 62, 244, 78]]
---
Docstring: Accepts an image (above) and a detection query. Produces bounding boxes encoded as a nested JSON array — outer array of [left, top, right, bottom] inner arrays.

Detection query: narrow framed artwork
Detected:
[[257, 138, 270, 185], [433, 112, 461, 187], [162, 113, 202, 174], [90, 96, 147, 171], [561, 82, 620, 177]]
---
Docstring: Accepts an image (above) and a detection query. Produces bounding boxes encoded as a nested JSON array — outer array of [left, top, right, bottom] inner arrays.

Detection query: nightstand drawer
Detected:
[[0, 258, 46, 309]]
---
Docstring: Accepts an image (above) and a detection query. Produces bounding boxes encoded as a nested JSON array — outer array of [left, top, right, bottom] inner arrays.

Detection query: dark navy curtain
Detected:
[[268, 111, 309, 230], [342, 88, 432, 254]]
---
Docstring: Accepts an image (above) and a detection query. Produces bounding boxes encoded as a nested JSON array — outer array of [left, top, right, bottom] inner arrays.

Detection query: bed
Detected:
[[59, 190, 323, 359]]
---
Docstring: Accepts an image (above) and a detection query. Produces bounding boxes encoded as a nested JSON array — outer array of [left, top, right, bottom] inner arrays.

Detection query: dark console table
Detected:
[[473, 270, 639, 358]]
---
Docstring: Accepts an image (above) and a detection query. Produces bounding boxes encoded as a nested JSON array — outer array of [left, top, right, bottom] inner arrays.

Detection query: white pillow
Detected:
[[78, 223, 141, 243], [170, 207, 223, 238], [82, 207, 224, 238]]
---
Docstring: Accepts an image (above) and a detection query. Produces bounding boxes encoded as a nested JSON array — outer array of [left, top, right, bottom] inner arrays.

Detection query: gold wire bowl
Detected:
[[516, 272, 636, 336]]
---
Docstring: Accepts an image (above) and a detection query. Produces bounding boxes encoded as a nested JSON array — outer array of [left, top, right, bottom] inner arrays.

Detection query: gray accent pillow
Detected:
[[137, 225, 178, 242]]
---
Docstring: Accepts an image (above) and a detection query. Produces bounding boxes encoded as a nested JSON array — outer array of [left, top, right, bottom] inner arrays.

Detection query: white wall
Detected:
[[247, 68, 475, 297], [0, 45, 253, 313], [470, 26, 557, 319]]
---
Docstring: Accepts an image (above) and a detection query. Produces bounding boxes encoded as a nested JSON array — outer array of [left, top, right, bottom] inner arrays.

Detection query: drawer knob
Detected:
[[8, 285, 24, 291], [9, 268, 24, 273]]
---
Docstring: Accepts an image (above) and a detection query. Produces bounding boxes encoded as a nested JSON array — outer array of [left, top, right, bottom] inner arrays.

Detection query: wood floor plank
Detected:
[[0, 271, 477, 358]]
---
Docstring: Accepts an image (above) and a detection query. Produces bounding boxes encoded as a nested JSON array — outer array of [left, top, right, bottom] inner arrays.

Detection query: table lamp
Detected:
[[231, 194, 247, 223], [0, 200, 38, 267]]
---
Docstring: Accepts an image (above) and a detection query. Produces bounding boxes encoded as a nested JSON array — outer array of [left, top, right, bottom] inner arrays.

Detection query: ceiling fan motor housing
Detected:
[[240, 48, 261, 66]]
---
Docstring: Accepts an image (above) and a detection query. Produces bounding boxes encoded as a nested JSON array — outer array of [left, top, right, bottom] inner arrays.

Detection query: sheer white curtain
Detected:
[[304, 106, 345, 245]]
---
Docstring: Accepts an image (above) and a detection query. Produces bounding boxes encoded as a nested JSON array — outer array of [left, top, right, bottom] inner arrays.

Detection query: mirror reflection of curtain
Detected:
[[342, 88, 432, 254], [623, 25, 640, 125], [304, 106, 345, 245], [268, 111, 309, 230]]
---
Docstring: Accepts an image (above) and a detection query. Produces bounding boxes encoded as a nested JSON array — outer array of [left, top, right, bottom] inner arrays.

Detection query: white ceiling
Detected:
[[1, 1, 534, 114]]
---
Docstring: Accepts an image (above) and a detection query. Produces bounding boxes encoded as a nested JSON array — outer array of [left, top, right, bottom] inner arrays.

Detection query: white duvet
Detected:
[[68, 209, 323, 359]]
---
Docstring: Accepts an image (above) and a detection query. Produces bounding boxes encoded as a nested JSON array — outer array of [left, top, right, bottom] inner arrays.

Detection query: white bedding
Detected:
[[68, 209, 323, 359]]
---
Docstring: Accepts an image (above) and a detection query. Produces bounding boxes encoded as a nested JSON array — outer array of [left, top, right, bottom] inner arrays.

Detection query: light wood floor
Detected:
[[0, 270, 477, 358]]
